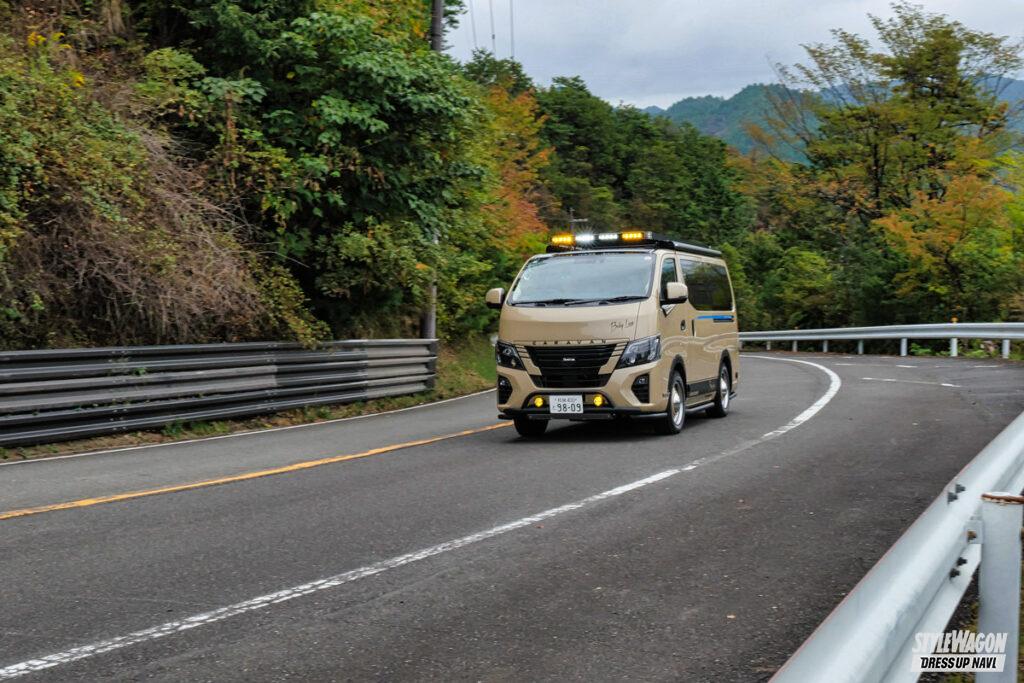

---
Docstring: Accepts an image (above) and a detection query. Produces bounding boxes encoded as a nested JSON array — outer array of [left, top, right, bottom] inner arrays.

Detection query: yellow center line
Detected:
[[0, 422, 512, 521]]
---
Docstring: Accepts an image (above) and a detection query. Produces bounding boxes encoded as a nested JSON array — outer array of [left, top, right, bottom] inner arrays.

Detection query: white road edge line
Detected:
[[0, 389, 498, 468], [745, 356, 842, 440], [0, 356, 841, 679], [861, 377, 960, 388]]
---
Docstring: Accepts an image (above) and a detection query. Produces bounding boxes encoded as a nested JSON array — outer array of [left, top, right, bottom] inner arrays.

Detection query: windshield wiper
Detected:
[[514, 298, 575, 307], [564, 295, 646, 306]]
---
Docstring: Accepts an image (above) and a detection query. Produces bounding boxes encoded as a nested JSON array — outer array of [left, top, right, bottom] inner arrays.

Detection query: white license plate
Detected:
[[549, 395, 584, 414]]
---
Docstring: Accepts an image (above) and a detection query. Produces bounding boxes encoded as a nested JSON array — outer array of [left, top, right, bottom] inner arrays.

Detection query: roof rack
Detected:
[[546, 231, 722, 257]]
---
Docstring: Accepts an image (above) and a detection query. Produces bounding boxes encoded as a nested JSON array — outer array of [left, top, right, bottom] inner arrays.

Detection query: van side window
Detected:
[[659, 258, 677, 300], [680, 259, 733, 310]]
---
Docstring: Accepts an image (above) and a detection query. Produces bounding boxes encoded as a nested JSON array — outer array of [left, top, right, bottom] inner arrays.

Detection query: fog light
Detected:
[[593, 395, 605, 407], [533, 396, 544, 408]]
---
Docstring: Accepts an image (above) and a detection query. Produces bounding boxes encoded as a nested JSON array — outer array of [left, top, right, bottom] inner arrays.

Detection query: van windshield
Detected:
[[508, 252, 655, 306]]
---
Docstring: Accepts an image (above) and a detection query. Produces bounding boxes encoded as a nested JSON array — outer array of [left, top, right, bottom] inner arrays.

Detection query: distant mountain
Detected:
[[648, 79, 1024, 156], [651, 84, 789, 155]]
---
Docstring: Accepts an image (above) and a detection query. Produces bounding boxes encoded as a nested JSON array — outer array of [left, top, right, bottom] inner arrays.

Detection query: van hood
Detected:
[[498, 301, 652, 343]]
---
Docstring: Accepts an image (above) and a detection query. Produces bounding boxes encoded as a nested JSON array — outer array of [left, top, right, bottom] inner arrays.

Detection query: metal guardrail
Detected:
[[740, 322, 1024, 358], [773, 411, 1024, 683], [0, 340, 437, 447]]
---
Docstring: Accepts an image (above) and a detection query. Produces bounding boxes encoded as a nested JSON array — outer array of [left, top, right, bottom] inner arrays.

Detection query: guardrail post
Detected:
[[899, 338, 907, 357], [857, 340, 864, 355], [977, 492, 1023, 683], [1003, 339, 1011, 360], [766, 341, 772, 351], [822, 340, 828, 353], [791, 340, 798, 353], [950, 338, 958, 358]]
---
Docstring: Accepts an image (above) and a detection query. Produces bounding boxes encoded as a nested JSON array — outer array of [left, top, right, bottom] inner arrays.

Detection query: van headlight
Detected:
[[617, 335, 661, 368], [495, 341, 524, 369]]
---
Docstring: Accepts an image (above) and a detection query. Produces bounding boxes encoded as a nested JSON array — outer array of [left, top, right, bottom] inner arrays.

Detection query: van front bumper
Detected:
[[496, 360, 672, 420], [498, 407, 667, 421]]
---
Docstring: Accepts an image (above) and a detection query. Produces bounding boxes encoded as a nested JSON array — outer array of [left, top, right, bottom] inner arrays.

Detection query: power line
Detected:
[[509, 0, 515, 59], [468, 0, 478, 50], [488, 0, 496, 54]]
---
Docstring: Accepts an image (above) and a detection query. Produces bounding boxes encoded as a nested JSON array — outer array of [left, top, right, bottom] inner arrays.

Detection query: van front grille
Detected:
[[526, 344, 616, 388]]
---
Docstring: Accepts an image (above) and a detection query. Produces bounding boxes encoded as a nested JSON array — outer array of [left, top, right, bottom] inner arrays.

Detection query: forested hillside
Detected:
[[648, 78, 1024, 158], [0, 1, 1021, 350], [644, 84, 789, 156]]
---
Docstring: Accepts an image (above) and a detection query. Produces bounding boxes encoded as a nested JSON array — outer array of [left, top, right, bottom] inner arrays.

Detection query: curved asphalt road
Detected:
[[0, 353, 1022, 681]]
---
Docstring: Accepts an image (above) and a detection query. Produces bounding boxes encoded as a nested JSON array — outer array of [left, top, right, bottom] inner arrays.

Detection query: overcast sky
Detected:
[[446, 0, 1024, 108]]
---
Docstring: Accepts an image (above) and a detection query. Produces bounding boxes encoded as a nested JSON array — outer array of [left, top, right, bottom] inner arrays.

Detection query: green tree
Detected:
[[741, 1, 1024, 327], [535, 76, 751, 243]]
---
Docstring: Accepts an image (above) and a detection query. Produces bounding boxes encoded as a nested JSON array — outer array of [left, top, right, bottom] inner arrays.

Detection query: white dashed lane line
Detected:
[[861, 377, 960, 388]]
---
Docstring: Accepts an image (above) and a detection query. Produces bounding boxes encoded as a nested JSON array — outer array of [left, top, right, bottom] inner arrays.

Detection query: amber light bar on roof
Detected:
[[547, 230, 721, 257], [549, 230, 653, 248]]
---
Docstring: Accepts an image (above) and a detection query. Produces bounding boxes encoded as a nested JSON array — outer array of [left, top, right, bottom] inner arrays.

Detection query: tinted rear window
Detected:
[[680, 259, 733, 311]]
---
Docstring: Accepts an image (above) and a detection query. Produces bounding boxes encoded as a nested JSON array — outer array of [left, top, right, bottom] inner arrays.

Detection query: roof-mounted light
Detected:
[[545, 230, 721, 257]]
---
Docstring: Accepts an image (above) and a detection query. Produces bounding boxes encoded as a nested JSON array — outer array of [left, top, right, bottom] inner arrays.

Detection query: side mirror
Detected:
[[664, 282, 688, 304], [486, 287, 505, 309]]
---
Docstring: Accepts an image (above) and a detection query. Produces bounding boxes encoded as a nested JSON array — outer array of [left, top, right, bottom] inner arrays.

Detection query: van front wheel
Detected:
[[707, 362, 731, 418], [513, 417, 548, 438], [654, 370, 686, 435]]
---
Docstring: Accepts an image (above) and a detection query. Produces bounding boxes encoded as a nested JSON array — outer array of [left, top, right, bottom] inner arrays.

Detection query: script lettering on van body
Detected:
[[610, 320, 635, 333]]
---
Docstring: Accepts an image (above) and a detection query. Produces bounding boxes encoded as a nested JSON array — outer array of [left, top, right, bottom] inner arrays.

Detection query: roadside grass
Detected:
[[0, 336, 497, 463], [910, 340, 1023, 360]]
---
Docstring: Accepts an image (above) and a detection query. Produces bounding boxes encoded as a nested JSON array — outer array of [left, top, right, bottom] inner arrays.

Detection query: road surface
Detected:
[[1, 353, 1022, 681]]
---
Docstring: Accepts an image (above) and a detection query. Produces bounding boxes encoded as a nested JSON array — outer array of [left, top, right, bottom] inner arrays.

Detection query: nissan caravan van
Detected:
[[486, 231, 739, 438]]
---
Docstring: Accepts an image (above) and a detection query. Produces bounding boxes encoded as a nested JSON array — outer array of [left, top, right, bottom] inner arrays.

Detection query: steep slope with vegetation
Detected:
[[0, 0, 1020, 355], [0, 0, 746, 349]]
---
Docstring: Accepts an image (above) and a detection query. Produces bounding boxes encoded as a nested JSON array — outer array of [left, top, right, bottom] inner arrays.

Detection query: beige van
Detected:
[[486, 231, 739, 438]]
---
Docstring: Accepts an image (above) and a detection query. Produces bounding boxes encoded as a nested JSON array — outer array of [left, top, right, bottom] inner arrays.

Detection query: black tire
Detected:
[[706, 361, 732, 418], [654, 370, 686, 435], [514, 417, 548, 438]]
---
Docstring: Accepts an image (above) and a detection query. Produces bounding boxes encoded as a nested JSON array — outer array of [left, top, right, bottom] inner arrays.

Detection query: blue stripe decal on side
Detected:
[[696, 315, 734, 322]]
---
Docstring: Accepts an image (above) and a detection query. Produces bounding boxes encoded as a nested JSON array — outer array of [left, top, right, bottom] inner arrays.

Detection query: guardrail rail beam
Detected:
[[772, 410, 1024, 683], [740, 323, 1024, 361], [0, 339, 439, 447]]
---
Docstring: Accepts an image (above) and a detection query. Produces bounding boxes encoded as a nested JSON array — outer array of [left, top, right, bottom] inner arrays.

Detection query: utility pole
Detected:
[[567, 208, 589, 233], [430, 0, 444, 51], [422, 0, 444, 340]]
